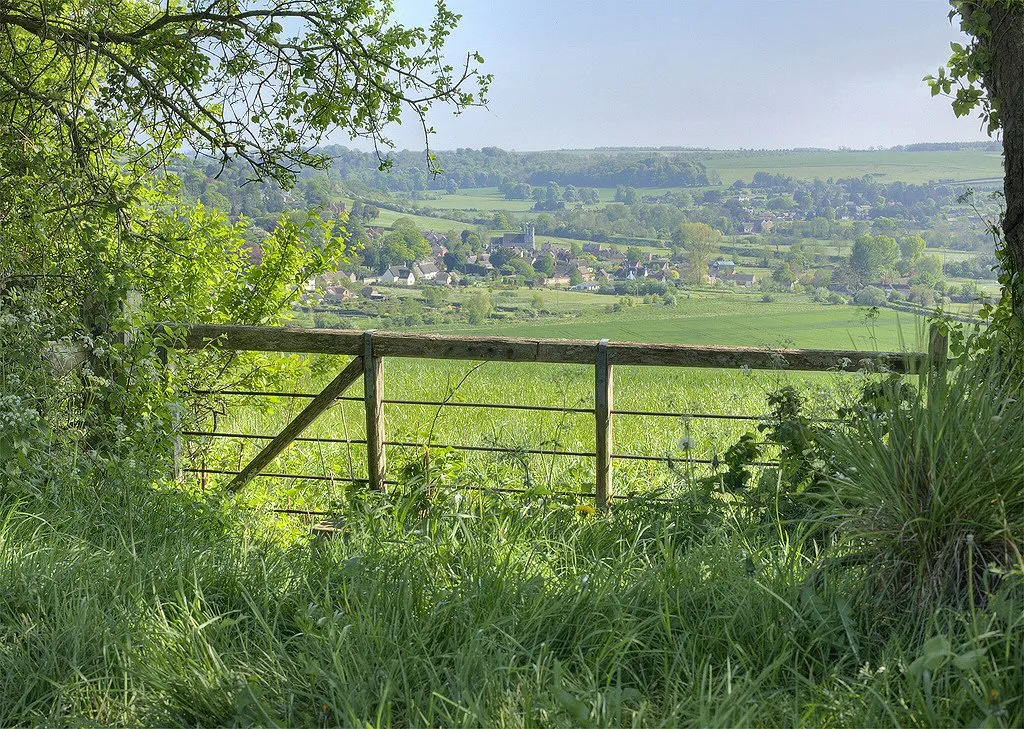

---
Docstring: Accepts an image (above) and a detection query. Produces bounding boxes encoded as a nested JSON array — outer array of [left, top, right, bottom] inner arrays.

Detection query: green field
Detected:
[[344, 199, 467, 231], [429, 292, 928, 352], [212, 295, 929, 506], [401, 187, 537, 212], [706, 149, 1004, 185]]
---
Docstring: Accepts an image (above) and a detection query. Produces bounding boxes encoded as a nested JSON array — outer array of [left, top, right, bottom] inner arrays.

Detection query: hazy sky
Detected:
[[362, 0, 992, 152]]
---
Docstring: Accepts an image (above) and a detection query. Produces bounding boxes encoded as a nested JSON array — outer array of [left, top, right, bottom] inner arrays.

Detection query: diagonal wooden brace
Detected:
[[227, 356, 365, 492]]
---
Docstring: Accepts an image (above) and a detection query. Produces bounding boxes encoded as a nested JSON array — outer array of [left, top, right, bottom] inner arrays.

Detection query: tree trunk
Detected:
[[987, 4, 1024, 321]]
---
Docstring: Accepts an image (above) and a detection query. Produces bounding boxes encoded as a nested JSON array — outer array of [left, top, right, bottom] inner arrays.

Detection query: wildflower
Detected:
[[677, 436, 695, 451], [576, 503, 596, 517], [989, 688, 1001, 704]]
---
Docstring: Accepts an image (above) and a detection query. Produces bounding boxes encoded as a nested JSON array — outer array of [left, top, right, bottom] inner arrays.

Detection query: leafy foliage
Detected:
[[0, 0, 489, 450]]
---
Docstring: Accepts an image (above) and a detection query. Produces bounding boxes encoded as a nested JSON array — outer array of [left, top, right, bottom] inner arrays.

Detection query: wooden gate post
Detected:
[[928, 322, 949, 375], [595, 339, 613, 509], [363, 330, 387, 491], [156, 344, 182, 482]]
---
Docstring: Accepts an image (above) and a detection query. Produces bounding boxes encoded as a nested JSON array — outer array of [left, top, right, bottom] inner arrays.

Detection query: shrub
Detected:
[[854, 285, 887, 307], [820, 354, 1024, 610]]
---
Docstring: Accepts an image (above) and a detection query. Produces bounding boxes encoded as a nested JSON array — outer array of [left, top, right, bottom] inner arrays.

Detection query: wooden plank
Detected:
[[167, 323, 927, 373], [363, 332, 387, 491], [226, 357, 364, 492], [605, 342, 913, 372], [595, 340, 613, 509]]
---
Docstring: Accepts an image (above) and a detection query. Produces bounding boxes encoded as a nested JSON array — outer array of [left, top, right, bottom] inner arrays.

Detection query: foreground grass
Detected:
[[1, 474, 1019, 727]]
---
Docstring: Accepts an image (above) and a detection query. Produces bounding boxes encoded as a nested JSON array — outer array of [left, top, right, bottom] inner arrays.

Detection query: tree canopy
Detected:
[[1, 0, 489, 335]]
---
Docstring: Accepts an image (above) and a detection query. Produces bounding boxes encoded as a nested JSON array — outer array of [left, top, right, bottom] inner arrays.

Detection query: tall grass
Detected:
[[2, 300, 1020, 726], [821, 355, 1024, 610], [1, 472, 1020, 726]]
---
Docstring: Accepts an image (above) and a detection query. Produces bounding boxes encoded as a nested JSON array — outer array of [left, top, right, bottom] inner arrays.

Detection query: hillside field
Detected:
[[703, 148, 1004, 185], [423, 291, 928, 351]]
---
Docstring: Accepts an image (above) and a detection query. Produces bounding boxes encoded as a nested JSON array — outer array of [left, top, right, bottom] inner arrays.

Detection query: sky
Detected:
[[353, 0, 993, 153]]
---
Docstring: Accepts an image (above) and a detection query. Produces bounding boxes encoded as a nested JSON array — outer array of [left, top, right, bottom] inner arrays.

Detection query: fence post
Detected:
[[156, 345, 182, 482], [928, 322, 949, 375], [595, 339, 613, 509], [363, 330, 387, 491]]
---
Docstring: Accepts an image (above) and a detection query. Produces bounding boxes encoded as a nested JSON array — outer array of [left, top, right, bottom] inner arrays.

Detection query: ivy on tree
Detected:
[[926, 0, 1024, 332]]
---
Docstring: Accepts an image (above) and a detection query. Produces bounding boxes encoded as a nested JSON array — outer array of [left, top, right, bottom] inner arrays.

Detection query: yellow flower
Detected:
[[576, 503, 597, 517]]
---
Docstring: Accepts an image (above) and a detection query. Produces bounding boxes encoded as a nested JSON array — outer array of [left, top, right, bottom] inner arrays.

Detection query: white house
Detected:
[[381, 266, 415, 285]]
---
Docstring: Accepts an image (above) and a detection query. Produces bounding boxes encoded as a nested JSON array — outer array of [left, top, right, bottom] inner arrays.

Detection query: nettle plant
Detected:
[[715, 375, 919, 525]]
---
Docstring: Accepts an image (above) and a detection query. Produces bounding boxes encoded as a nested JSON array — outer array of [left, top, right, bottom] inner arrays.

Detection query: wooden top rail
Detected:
[[159, 323, 932, 373]]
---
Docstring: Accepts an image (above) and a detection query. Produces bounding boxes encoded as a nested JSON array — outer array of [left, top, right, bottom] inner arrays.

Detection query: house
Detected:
[[411, 260, 440, 281], [323, 285, 357, 303], [361, 287, 386, 301], [318, 270, 357, 288], [435, 271, 461, 286], [574, 264, 595, 282], [728, 273, 757, 287], [490, 223, 536, 250], [381, 266, 415, 285], [545, 265, 573, 286], [619, 263, 648, 280], [707, 260, 737, 283], [570, 281, 601, 292], [424, 231, 448, 247], [466, 253, 493, 270]]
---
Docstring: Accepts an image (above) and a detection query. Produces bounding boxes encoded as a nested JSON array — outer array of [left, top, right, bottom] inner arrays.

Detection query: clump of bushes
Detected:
[[716, 349, 1022, 616], [821, 355, 1024, 610]]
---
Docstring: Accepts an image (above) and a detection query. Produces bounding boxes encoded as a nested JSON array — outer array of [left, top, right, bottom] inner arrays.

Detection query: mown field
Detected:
[[399, 187, 537, 212], [371, 290, 925, 351], [706, 149, 1004, 185], [445, 295, 924, 351]]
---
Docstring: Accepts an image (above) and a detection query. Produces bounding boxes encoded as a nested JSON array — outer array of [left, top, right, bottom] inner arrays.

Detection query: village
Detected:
[[306, 222, 760, 309]]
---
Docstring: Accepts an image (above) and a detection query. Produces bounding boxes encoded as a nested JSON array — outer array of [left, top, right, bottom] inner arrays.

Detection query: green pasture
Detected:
[[705, 149, 1004, 185], [402, 187, 537, 212], [438, 294, 928, 352], [343, 199, 466, 232]]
